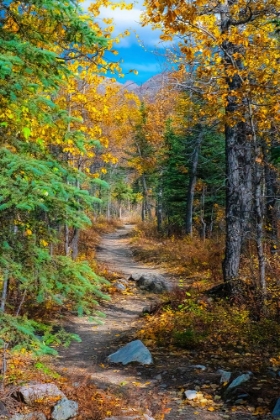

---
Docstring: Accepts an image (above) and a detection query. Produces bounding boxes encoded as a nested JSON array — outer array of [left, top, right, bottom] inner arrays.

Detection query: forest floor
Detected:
[[53, 225, 275, 420]]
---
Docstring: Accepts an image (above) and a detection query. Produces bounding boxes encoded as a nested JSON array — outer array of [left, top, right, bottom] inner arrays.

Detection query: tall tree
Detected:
[[143, 0, 280, 289]]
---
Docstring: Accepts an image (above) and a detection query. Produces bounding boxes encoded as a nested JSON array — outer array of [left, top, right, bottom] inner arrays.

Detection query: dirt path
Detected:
[[55, 226, 155, 380], [95, 225, 168, 279], [54, 226, 260, 420]]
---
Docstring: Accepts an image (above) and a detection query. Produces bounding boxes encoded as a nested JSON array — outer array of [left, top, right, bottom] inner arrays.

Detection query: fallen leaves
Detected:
[[184, 390, 220, 411]]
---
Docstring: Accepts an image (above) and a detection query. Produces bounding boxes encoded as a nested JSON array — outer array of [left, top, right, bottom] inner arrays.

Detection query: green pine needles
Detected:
[[0, 0, 112, 354], [0, 146, 110, 353]]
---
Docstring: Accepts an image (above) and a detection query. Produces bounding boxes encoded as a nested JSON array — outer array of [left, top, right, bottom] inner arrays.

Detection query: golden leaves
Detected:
[[3, 16, 19, 32], [143, 0, 280, 140], [159, 34, 174, 41]]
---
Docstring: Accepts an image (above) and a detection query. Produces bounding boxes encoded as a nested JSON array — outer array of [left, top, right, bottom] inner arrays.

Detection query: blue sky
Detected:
[[82, 1, 167, 84]]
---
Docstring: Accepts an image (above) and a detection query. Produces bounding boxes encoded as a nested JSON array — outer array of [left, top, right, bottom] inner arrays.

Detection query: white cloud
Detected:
[[81, 1, 164, 48]]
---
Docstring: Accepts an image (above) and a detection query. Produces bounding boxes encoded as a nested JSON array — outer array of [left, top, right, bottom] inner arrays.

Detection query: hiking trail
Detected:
[[55, 225, 259, 420]]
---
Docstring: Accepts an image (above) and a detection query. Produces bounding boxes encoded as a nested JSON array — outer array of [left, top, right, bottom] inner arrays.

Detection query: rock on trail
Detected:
[[107, 339, 153, 365]]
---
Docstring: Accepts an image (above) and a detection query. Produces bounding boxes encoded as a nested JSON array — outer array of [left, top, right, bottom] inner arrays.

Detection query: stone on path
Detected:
[[18, 383, 65, 405], [115, 282, 126, 291], [135, 274, 171, 294], [107, 340, 153, 365], [118, 279, 129, 285], [227, 373, 251, 391], [0, 401, 9, 418], [51, 398, 78, 420], [191, 364, 206, 371], [142, 306, 152, 315], [217, 369, 232, 384], [272, 398, 280, 418], [185, 390, 198, 400], [128, 273, 142, 281]]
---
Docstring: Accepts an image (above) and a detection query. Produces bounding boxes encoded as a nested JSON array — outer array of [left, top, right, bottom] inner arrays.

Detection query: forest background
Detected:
[[2, 0, 280, 416]]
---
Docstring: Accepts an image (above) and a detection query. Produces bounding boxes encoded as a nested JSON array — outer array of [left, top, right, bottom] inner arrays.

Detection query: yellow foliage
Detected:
[[142, 0, 280, 139]]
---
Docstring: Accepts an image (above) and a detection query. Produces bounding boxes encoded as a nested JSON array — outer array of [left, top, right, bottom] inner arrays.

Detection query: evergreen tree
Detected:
[[0, 0, 111, 353], [161, 123, 188, 234]]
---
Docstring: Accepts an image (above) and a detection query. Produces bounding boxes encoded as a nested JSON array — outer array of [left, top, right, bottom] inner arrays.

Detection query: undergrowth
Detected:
[[131, 221, 223, 282], [134, 221, 280, 374], [0, 351, 132, 419], [138, 288, 280, 370]]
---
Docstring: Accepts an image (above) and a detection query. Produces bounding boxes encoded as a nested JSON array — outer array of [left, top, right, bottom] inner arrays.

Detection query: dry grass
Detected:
[[133, 222, 280, 380], [131, 221, 223, 286]]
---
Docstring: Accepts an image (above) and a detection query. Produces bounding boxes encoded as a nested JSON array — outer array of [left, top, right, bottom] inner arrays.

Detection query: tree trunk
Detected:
[[200, 185, 206, 241], [185, 130, 203, 235], [223, 119, 253, 283], [107, 190, 111, 220], [264, 147, 278, 253], [141, 174, 151, 220], [119, 203, 122, 219], [70, 158, 82, 260], [65, 224, 70, 256], [254, 151, 266, 292], [71, 228, 80, 260], [157, 175, 163, 232], [0, 270, 9, 313], [221, 23, 253, 284]]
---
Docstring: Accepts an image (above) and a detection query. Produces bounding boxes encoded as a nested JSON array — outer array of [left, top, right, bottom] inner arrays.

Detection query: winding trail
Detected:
[[54, 225, 257, 420], [96, 225, 168, 279], [55, 225, 167, 387]]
